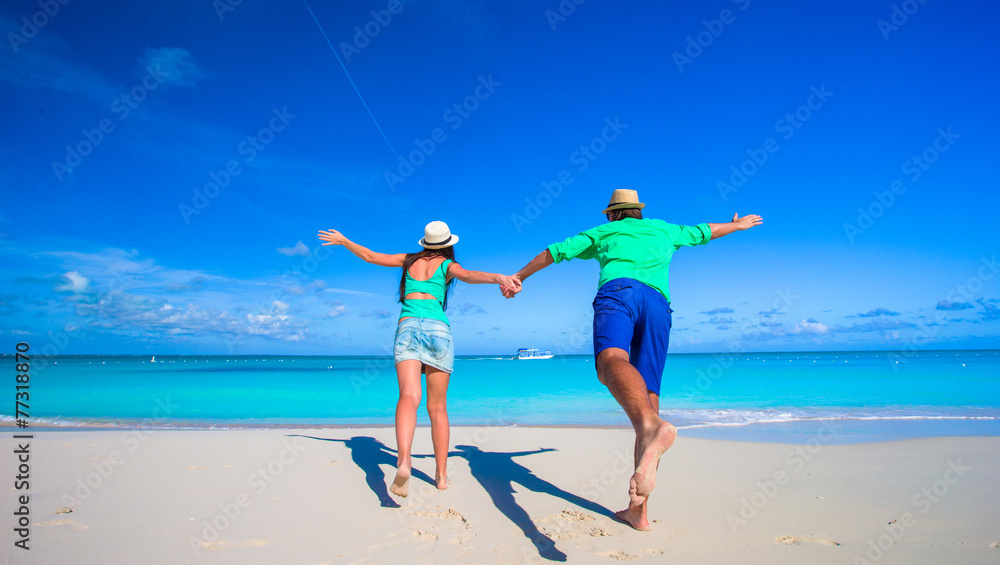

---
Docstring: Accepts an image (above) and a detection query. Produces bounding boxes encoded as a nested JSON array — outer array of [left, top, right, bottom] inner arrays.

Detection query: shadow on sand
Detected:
[[451, 445, 616, 562], [291, 435, 615, 560], [290, 435, 434, 509]]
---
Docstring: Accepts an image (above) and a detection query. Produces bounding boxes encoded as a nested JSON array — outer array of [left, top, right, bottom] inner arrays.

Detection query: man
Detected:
[[506, 189, 762, 531]]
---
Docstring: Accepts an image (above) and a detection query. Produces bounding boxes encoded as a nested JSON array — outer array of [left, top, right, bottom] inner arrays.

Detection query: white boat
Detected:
[[150, 356, 155, 363], [514, 348, 553, 360]]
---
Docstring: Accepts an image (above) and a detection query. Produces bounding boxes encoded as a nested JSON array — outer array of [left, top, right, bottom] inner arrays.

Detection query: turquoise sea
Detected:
[[5, 350, 999, 442]]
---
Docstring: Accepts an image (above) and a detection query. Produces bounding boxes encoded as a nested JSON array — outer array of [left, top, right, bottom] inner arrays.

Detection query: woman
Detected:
[[318, 221, 518, 497]]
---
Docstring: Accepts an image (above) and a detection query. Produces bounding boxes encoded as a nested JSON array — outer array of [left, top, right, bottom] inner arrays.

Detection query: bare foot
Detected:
[[435, 474, 450, 490], [615, 507, 651, 531], [390, 467, 410, 498], [630, 422, 676, 506]]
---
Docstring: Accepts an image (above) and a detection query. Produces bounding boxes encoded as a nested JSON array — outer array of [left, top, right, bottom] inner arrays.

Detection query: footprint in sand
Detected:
[[560, 510, 594, 522], [199, 539, 268, 551], [410, 506, 475, 546], [447, 534, 477, 547], [538, 509, 595, 526], [776, 535, 839, 546], [599, 550, 640, 560], [413, 531, 438, 541], [414, 507, 469, 526], [34, 520, 88, 531], [538, 509, 603, 540]]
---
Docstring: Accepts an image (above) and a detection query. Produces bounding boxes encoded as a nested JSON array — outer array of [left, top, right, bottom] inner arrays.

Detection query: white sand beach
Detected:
[[2, 427, 998, 564]]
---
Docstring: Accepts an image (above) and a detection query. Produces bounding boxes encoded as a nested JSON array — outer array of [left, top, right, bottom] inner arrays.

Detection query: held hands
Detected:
[[496, 274, 521, 298], [317, 229, 348, 246], [500, 274, 522, 299], [731, 213, 763, 230]]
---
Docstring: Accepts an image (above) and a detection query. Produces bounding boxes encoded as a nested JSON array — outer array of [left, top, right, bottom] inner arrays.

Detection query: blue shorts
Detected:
[[592, 278, 673, 395], [394, 317, 454, 374]]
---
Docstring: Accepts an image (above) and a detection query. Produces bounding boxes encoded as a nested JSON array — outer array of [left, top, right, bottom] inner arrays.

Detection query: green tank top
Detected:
[[399, 259, 453, 325]]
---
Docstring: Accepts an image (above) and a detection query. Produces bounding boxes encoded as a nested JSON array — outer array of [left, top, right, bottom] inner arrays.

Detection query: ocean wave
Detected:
[[3, 406, 999, 431], [662, 407, 1000, 430], [0, 414, 114, 428], [461, 357, 510, 361]]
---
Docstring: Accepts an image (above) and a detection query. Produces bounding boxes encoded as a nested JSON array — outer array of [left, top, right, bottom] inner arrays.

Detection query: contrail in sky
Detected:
[[301, 0, 398, 158]]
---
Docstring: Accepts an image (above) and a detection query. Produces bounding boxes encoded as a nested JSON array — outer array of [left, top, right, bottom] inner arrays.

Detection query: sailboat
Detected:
[[150, 356, 155, 363]]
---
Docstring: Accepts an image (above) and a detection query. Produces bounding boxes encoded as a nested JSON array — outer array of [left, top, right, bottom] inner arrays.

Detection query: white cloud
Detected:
[[457, 303, 487, 315], [277, 241, 310, 257], [70, 287, 307, 342], [20, 246, 315, 342], [139, 47, 210, 87], [54, 271, 91, 293], [245, 313, 304, 341], [789, 318, 829, 335], [359, 309, 392, 319], [6, 244, 402, 345]]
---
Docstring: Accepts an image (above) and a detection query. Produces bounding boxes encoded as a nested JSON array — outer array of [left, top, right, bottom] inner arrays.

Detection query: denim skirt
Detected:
[[393, 317, 454, 374]]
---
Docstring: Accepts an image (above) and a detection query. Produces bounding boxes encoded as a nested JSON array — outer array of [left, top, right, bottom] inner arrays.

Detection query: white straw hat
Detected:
[[419, 221, 459, 249], [602, 189, 646, 213]]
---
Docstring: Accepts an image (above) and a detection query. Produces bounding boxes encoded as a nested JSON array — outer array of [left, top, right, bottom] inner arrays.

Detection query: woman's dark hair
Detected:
[[606, 208, 643, 222], [398, 246, 457, 310]]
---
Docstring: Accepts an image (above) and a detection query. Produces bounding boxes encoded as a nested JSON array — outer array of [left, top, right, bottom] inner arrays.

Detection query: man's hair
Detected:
[[606, 208, 643, 222]]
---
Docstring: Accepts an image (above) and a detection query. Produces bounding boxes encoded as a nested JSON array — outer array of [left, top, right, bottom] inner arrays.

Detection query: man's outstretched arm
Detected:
[[502, 249, 555, 298], [515, 249, 555, 282], [708, 213, 763, 240]]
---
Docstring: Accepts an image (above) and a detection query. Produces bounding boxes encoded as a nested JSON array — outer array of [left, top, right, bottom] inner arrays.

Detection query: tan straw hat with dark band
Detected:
[[419, 221, 459, 249], [602, 189, 646, 213]]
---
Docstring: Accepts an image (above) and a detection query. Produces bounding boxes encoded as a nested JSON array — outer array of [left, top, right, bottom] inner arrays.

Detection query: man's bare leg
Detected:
[[598, 349, 675, 530]]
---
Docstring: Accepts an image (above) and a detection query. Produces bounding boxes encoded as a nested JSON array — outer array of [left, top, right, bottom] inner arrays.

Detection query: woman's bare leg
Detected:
[[425, 367, 451, 489], [391, 359, 423, 497]]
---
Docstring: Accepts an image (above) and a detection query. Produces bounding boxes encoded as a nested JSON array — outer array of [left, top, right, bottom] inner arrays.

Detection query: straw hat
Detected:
[[602, 189, 646, 213], [419, 221, 459, 249]]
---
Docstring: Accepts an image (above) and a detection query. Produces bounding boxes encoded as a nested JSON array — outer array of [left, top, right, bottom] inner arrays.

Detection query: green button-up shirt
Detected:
[[547, 218, 711, 302]]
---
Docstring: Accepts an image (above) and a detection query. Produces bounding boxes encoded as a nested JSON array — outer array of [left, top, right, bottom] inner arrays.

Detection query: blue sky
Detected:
[[1, 0, 998, 355]]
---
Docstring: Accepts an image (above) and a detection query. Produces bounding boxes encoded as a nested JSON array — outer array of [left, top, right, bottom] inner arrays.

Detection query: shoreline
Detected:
[[9, 348, 999, 357], [5, 417, 1000, 445]]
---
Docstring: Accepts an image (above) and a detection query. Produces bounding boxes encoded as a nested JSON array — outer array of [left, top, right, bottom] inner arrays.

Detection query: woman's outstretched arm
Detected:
[[447, 263, 520, 292], [317, 229, 406, 267]]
